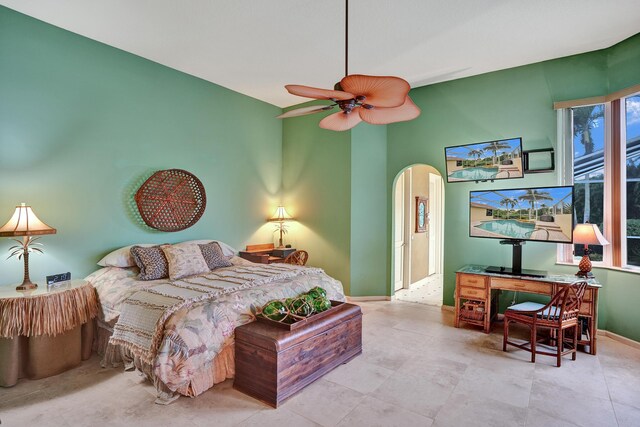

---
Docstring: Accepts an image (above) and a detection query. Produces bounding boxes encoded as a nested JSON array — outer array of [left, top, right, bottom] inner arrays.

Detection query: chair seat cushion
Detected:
[[507, 302, 562, 319], [507, 302, 545, 312]]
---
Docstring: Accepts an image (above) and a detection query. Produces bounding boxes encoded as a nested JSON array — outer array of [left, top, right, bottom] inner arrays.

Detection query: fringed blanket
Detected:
[[0, 282, 98, 338], [107, 264, 325, 365]]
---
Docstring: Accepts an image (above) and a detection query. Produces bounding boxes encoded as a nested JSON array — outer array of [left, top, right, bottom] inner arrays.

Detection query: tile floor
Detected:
[[394, 274, 444, 306], [1, 300, 640, 427]]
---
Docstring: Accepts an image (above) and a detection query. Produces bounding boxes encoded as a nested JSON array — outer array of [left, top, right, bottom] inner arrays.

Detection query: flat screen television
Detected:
[[445, 137, 523, 183], [469, 185, 574, 277]]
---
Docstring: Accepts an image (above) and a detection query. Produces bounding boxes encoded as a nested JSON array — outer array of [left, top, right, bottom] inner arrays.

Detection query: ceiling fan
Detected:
[[277, 0, 420, 131]]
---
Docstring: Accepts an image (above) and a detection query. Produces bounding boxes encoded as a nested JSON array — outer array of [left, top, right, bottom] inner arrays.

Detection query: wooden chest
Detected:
[[234, 302, 362, 407]]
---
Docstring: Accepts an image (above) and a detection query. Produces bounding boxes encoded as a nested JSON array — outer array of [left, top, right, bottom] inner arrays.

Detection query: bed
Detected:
[[86, 254, 345, 404]]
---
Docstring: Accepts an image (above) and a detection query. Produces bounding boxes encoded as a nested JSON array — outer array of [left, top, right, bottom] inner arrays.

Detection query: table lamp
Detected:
[[0, 203, 57, 290], [573, 222, 608, 278], [268, 206, 293, 248]]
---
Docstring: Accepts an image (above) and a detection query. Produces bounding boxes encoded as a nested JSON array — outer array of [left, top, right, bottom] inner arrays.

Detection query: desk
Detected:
[[0, 280, 98, 387], [454, 265, 601, 355]]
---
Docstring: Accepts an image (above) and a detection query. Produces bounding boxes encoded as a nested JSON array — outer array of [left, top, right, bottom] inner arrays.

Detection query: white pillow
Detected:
[[179, 240, 237, 257], [98, 244, 155, 268]]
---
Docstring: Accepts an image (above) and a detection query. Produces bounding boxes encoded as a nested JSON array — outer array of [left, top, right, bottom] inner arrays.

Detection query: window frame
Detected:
[[556, 91, 640, 273]]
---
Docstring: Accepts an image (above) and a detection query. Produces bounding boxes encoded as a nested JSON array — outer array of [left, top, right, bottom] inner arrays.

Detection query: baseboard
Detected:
[[346, 296, 391, 302], [441, 305, 454, 312], [598, 329, 640, 351]]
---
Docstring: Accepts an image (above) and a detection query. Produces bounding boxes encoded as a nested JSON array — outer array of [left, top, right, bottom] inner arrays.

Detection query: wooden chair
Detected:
[[503, 281, 588, 367], [284, 250, 308, 266]]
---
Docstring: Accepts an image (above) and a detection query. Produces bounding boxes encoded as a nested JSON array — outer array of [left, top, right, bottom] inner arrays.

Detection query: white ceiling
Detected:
[[2, 0, 640, 108]]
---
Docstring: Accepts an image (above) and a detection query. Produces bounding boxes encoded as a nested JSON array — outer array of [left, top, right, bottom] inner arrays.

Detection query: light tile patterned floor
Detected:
[[394, 274, 443, 307], [2, 300, 640, 426]]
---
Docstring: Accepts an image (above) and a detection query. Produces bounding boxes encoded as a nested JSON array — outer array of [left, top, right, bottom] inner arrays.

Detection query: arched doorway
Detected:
[[391, 164, 445, 306]]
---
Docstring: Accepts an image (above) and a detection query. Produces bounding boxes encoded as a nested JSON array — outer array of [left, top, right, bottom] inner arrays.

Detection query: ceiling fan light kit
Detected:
[[279, 0, 420, 131]]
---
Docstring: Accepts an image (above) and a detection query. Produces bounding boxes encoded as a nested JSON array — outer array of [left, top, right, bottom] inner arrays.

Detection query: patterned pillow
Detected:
[[130, 245, 169, 281], [199, 242, 233, 270], [161, 243, 210, 280]]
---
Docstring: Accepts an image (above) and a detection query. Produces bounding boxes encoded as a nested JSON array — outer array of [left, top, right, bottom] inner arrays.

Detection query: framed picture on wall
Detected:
[[415, 196, 428, 233]]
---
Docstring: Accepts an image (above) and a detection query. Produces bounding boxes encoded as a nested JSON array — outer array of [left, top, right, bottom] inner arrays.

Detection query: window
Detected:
[[486, 209, 493, 216], [625, 95, 640, 268], [558, 91, 640, 271], [572, 104, 605, 262]]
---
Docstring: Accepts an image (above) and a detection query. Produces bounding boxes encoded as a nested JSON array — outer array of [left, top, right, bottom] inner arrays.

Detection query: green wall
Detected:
[[608, 33, 640, 93], [0, 6, 282, 285], [350, 124, 388, 297], [281, 108, 388, 296], [281, 102, 352, 291]]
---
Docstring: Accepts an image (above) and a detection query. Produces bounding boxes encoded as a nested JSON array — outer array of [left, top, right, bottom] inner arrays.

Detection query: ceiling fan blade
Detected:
[[339, 75, 410, 108], [276, 105, 335, 119], [319, 111, 362, 131], [359, 96, 421, 125], [286, 85, 354, 101]]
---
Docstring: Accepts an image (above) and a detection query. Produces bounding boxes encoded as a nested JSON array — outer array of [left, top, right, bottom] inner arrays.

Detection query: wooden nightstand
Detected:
[[0, 280, 98, 387], [239, 243, 299, 264]]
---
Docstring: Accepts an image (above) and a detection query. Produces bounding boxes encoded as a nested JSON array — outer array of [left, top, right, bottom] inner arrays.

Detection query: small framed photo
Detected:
[[415, 196, 428, 233]]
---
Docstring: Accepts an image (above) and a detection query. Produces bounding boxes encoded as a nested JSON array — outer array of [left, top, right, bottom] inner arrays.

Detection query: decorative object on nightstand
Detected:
[[573, 222, 609, 278], [268, 206, 294, 248], [0, 203, 57, 291]]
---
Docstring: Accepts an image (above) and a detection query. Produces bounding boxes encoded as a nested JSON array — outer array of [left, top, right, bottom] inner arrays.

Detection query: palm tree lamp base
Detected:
[[16, 280, 38, 291], [15, 248, 38, 291]]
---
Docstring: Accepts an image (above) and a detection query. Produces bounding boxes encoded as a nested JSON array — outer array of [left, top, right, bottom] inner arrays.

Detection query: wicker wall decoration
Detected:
[[134, 169, 206, 232]]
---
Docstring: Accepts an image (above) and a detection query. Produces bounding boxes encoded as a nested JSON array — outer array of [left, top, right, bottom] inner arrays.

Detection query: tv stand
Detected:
[[485, 239, 546, 278]]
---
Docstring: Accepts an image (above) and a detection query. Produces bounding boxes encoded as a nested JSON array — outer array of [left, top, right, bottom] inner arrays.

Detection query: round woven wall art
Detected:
[[135, 169, 207, 232]]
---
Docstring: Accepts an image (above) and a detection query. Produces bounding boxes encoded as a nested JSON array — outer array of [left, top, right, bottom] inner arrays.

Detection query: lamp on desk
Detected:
[[268, 206, 294, 248], [573, 222, 608, 278], [0, 203, 57, 291]]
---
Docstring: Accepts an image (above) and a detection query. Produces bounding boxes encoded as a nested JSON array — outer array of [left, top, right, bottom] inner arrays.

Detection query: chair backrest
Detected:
[[538, 281, 588, 322], [284, 250, 309, 266]]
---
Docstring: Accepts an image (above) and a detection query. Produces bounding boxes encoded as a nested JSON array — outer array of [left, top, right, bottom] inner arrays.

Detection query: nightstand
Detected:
[[239, 243, 299, 264], [0, 280, 98, 387]]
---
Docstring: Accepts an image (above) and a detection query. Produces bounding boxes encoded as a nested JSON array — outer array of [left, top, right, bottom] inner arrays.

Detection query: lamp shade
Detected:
[[572, 223, 608, 246], [0, 203, 57, 237], [268, 206, 294, 222]]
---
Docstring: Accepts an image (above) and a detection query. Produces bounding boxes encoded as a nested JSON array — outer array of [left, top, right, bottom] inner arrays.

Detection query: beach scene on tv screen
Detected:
[[470, 187, 573, 242], [446, 138, 523, 181]]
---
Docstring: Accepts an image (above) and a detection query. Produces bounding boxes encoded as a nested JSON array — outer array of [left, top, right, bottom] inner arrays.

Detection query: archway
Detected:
[[391, 164, 445, 306]]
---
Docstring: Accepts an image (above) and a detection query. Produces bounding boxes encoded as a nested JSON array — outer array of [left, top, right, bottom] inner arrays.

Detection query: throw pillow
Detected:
[[130, 245, 169, 280], [199, 242, 233, 270], [162, 243, 210, 280]]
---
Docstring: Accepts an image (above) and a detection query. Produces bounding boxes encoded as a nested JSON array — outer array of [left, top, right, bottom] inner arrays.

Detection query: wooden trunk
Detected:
[[234, 302, 362, 407]]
